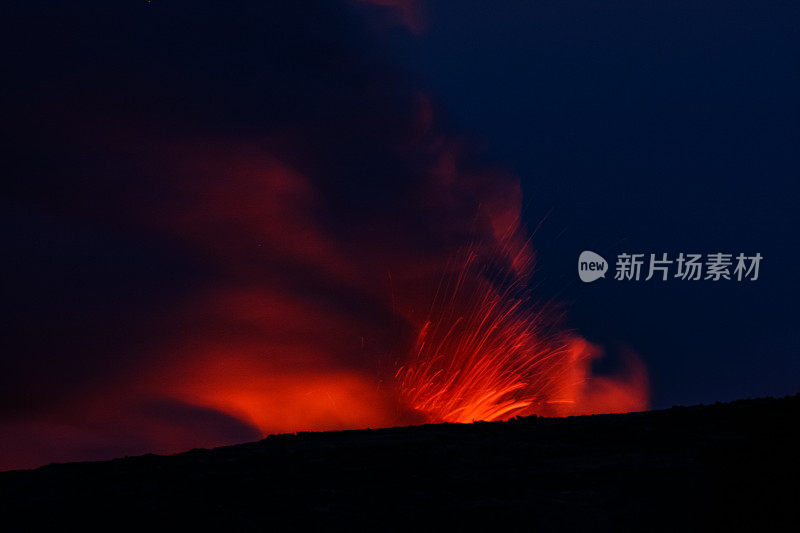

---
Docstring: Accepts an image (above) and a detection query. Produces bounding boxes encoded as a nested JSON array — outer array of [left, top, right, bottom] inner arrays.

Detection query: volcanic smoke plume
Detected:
[[1, 1, 647, 470]]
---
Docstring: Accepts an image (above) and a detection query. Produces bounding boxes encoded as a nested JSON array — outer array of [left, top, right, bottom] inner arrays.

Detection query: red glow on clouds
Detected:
[[145, 138, 647, 431], [0, 125, 649, 471], [156, 352, 397, 435], [0, 82, 647, 473]]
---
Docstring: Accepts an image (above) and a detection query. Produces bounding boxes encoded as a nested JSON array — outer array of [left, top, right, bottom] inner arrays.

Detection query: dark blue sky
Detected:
[[385, 0, 799, 406]]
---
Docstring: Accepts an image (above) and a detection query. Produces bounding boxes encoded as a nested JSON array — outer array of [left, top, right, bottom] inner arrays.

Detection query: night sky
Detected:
[[2, 1, 798, 469], [389, 1, 800, 407]]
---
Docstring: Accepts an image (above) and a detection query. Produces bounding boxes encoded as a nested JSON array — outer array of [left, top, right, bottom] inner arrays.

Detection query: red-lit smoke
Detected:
[[0, 2, 648, 471], [136, 130, 647, 435], [0, 108, 648, 470]]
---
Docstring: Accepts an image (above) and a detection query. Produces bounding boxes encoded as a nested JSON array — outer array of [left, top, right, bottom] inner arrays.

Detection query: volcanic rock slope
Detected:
[[2, 395, 798, 531]]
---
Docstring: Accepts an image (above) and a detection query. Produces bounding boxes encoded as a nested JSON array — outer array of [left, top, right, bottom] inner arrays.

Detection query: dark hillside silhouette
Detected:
[[2, 395, 797, 531]]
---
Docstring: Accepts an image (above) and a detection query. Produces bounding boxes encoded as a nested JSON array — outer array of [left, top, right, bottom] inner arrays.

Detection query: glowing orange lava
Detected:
[[397, 251, 648, 423]]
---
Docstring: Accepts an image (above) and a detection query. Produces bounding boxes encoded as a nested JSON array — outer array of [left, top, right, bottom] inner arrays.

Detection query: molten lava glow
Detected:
[[397, 252, 649, 423], [161, 352, 397, 434]]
